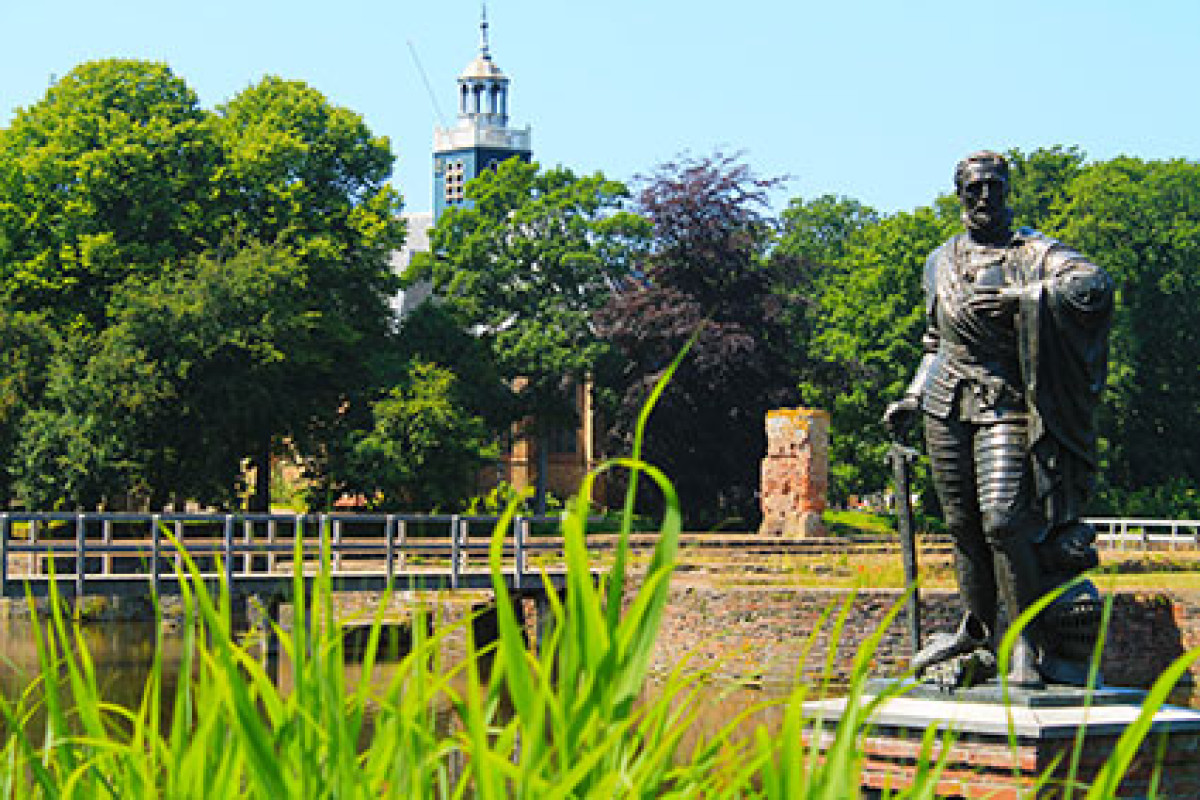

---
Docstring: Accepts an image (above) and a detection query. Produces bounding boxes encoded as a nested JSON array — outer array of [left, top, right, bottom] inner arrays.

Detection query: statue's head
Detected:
[[955, 150, 1012, 242]]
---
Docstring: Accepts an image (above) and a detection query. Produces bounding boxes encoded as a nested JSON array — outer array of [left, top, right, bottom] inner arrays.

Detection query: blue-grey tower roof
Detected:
[[432, 6, 532, 220]]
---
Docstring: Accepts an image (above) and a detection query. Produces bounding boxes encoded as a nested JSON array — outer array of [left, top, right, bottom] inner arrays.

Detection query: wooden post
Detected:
[[333, 517, 343, 572], [243, 518, 254, 575], [102, 519, 113, 576], [451, 515, 461, 590], [385, 514, 396, 584], [397, 519, 407, 571], [514, 516, 525, 589], [29, 520, 39, 576], [460, 518, 469, 573], [267, 518, 278, 573], [223, 514, 234, 600], [151, 514, 161, 599], [1, 514, 10, 597], [319, 514, 329, 572], [295, 513, 305, 576], [75, 513, 86, 599]]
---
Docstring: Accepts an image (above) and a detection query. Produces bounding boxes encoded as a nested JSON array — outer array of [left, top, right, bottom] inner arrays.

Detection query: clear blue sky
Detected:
[[3, 0, 1199, 215]]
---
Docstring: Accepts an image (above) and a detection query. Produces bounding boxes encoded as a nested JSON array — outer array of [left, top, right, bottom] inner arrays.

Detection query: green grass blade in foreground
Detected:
[[810, 589, 904, 797], [1062, 583, 1118, 799], [456, 612, 507, 800], [995, 573, 1090, 790], [480, 384, 686, 792], [485, 490, 547, 763], [0, 594, 58, 794], [356, 591, 461, 796], [28, 563, 82, 787], [604, 328, 698, 634], [1085, 639, 1200, 799], [158, 523, 291, 797], [604, 461, 682, 712]]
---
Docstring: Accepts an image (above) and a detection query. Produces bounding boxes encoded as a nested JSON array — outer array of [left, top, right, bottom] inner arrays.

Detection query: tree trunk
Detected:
[[250, 438, 271, 513], [535, 430, 549, 516]]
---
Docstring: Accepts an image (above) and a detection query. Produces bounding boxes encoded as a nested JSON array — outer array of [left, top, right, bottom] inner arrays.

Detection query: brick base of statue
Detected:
[[804, 682, 1200, 798], [759, 408, 829, 538]]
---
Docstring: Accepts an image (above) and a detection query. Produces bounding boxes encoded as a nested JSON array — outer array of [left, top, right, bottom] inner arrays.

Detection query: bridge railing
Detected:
[[1085, 517, 1200, 550], [0, 511, 581, 598]]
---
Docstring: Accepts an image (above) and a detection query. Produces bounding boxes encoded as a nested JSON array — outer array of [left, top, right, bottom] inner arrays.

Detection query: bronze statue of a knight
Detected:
[[884, 151, 1114, 689]]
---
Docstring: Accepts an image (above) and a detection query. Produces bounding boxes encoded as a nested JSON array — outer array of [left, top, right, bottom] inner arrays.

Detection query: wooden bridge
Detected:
[[0, 511, 582, 602], [2, 511, 1184, 606]]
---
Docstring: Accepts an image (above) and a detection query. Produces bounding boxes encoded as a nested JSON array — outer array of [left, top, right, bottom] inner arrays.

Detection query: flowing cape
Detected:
[[1015, 232, 1114, 530]]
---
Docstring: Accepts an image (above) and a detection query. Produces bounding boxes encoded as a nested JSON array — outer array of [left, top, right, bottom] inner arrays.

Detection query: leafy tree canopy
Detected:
[[330, 361, 497, 512], [0, 60, 220, 326], [777, 193, 880, 268], [412, 159, 647, 417], [796, 205, 956, 501]]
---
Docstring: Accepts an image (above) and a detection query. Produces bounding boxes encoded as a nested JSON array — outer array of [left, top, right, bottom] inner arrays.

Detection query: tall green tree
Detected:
[[215, 77, 406, 510], [302, 301, 510, 512], [410, 158, 648, 511], [1006, 145, 1088, 231], [12, 242, 319, 509], [316, 361, 497, 511], [797, 205, 957, 502], [1050, 157, 1200, 507], [0, 310, 52, 502], [0, 60, 408, 510], [0, 60, 220, 327], [14, 326, 168, 510]]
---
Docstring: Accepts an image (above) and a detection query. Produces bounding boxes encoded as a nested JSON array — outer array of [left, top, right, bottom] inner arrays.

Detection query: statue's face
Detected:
[[959, 165, 1008, 235]]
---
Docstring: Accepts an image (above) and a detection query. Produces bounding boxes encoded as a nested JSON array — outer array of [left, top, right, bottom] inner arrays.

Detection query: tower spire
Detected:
[[479, 3, 491, 59]]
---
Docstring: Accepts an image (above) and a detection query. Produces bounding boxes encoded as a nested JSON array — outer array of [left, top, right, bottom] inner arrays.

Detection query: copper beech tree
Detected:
[[595, 153, 809, 527]]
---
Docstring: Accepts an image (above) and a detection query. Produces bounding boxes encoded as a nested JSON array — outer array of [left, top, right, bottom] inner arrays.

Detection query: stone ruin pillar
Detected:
[[758, 408, 829, 538]]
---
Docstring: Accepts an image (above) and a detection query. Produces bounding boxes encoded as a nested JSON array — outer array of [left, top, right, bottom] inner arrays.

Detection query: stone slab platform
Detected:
[[865, 678, 1149, 712], [805, 682, 1200, 798]]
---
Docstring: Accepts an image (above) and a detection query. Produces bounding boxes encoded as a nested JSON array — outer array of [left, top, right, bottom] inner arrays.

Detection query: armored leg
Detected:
[[976, 419, 1044, 687], [926, 414, 997, 635]]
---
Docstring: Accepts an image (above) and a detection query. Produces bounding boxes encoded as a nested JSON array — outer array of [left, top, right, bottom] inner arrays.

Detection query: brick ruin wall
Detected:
[[759, 408, 830, 538]]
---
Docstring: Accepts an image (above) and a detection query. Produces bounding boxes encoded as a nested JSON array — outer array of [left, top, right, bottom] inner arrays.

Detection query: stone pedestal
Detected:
[[759, 408, 829, 538], [805, 682, 1200, 798]]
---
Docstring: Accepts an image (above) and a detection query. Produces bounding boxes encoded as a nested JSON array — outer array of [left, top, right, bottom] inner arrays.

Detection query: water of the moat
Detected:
[[0, 617, 1186, 747], [0, 616, 801, 747]]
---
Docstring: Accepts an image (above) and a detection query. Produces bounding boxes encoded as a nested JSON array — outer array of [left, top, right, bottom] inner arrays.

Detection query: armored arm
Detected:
[[884, 251, 941, 434]]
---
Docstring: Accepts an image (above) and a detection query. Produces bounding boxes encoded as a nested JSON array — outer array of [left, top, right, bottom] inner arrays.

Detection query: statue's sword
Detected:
[[887, 441, 921, 657]]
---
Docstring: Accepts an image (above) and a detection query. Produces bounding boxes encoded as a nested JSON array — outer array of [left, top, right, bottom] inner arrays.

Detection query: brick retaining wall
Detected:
[[643, 583, 1200, 700]]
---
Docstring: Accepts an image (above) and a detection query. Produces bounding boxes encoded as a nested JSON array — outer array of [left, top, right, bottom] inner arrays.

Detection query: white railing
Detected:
[[0, 511, 574, 598], [1085, 517, 1200, 549]]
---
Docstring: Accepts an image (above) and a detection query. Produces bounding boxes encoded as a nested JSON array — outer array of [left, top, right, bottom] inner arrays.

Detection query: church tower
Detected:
[[432, 8, 532, 221]]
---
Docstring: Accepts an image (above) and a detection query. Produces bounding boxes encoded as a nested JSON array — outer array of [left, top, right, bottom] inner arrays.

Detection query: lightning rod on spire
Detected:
[[480, 3, 491, 58]]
